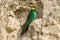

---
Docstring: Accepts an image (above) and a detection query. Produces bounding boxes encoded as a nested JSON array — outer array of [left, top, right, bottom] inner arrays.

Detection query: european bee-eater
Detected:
[[20, 6, 37, 36]]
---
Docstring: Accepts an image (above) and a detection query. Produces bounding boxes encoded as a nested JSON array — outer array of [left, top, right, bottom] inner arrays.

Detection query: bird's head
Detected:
[[29, 5, 36, 10]]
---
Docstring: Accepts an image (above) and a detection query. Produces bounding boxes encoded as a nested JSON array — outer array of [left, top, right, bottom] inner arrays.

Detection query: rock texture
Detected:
[[0, 0, 60, 40]]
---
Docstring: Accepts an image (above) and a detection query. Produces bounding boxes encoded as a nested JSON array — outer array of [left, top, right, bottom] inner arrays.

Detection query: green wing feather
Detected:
[[20, 10, 37, 36]]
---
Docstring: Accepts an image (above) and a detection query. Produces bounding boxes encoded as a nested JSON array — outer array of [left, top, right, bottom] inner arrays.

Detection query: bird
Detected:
[[20, 6, 37, 36]]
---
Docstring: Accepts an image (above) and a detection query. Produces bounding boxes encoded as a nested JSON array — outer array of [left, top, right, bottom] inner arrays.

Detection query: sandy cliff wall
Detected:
[[0, 0, 60, 40]]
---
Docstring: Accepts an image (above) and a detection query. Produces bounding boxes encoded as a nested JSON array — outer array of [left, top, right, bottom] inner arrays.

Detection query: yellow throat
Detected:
[[30, 7, 36, 10]]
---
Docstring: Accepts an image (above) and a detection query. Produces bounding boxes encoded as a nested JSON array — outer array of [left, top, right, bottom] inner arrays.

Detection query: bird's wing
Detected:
[[20, 13, 30, 36]]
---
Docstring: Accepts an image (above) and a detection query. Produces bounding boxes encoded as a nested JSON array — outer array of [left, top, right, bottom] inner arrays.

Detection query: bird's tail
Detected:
[[20, 18, 31, 36], [20, 25, 29, 36]]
